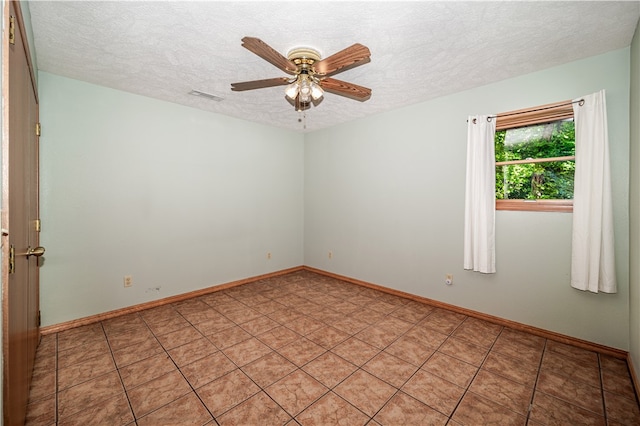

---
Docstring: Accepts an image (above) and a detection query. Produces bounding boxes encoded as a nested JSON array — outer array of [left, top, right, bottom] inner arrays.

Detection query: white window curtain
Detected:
[[464, 115, 497, 273], [571, 90, 617, 293]]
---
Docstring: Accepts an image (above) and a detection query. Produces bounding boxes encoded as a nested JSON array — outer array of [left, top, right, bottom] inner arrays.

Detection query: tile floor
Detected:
[[25, 270, 640, 425]]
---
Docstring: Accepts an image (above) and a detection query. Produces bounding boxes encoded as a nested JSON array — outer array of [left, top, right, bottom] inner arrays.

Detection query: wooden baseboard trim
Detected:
[[40, 266, 304, 335], [628, 355, 640, 405], [303, 266, 629, 360]]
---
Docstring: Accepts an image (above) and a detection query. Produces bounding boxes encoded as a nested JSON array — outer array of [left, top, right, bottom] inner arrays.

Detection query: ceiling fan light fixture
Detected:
[[284, 81, 300, 100], [310, 81, 324, 101]]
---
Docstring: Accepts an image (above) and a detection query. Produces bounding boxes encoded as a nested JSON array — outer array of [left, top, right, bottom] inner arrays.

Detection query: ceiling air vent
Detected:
[[189, 90, 224, 102]]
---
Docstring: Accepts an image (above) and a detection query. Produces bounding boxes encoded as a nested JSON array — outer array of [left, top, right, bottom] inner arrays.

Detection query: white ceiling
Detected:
[[28, 1, 640, 132]]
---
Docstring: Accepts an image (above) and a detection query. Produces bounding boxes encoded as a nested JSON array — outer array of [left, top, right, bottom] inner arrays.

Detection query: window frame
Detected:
[[495, 100, 575, 213]]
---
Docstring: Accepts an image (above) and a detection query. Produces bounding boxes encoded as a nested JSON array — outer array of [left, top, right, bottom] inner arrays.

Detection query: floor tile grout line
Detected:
[[101, 316, 141, 425], [432, 315, 492, 422], [521, 329, 547, 424], [598, 352, 609, 425], [156, 308, 221, 426], [31, 271, 640, 425], [54, 332, 59, 426]]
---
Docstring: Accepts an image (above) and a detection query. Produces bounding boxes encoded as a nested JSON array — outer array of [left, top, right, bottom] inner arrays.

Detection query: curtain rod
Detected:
[[469, 98, 585, 124]]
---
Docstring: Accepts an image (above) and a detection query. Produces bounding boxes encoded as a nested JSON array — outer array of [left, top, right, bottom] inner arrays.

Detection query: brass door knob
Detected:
[[26, 246, 45, 257]]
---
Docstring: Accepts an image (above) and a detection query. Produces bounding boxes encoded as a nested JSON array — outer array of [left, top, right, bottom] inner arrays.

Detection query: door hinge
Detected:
[[9, 15, 15, 45], [37, 311, 41, 327], [9, 245, 15, 274], [35, 219, 41, 232], [35, 123, 41, 137]]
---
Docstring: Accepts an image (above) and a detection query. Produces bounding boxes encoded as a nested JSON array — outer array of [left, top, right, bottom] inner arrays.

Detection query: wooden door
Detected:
[[2, 2, 41, 425]]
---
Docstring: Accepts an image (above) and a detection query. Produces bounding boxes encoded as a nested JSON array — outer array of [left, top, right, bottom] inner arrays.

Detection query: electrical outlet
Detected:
[[445, 274, 453, 286], [267, 252, 272, 260], [124, 275, 133, 287], [328, 250, 333, 259]]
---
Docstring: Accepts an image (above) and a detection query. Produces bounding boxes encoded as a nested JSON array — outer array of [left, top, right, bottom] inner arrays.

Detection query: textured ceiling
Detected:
[[28, 1, 640, 132]]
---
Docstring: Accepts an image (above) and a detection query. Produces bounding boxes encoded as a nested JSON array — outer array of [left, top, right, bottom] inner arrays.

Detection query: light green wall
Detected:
[[39, 72, 305, 326], [629, 19, 640, 381], [39, 47, 634, 351], [304, 48, 631, 350]]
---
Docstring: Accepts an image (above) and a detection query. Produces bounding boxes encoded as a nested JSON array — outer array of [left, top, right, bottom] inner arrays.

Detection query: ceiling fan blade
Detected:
[[241, 37, 298, 75], [320, 78, 371, 102], [314, 43, 371, 77], [231, 77, 291, 91]]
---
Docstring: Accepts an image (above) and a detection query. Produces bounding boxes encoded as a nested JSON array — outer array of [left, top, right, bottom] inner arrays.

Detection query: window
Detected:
[[494, 100, 576, 212]]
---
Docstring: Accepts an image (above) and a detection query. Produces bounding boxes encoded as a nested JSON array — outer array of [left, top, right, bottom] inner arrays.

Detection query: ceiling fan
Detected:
[[231, 37, 371, 112]]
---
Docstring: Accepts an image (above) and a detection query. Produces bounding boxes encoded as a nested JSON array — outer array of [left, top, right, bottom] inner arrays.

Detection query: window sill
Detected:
[[496, 199, 573, 213]]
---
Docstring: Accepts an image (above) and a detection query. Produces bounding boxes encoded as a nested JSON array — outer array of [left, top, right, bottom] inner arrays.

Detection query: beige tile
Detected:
[[536, 369, 604, 415], [491, 335, 544, 365], [355, 325, 402, 349], [239, 315, 279, 335], [137, 392, 213, 426], [373, 392, 448, 425], [28, 367, 56, 403], [334, 370, 396, 417], [423, 352, 478, 388], [363, 351, 418, 388], [401, 369, 464, 416], [385, 334, 435, 366], [193, 314, 236, 336], [258, 326, 301, 349], [181, 351, 237, 388], [546, 340, 599, 364], [541, 349, 600, 387], [253, 299, 287, 315], [601, 367, 636, 399], [223, 337, 273, 366], [111, 336, 163, 368], [277, 337, 326, 367], [295, 391, 369, 425], [403, 324, 449, 349], [107, 327, 156, 352], [222, 307, 262, 324], [599, 354, 630, 376], [305, 326, 350, 350], [468, 369, 533, 415], [451, 392, 526, 425], [286, 316, 325, 336], [481, 351, 539, 386], [197, 369, 260, 417], [242, 351, 298, 388], [57, 392, 133, 426], [155, 325, 204, 350], [604, 390, 640, 424], [57, 371, 124, 420], [419, 308, 466, 335], [266, 370, 328, 416], [207, 325, 252, 349], [452, 317, 502, 348], [217, 391, 292, 426], [58, 323, 106, 352], [302, 351, 358, 388], [332, 337, 380, 366], [57, 352, 116, 391], [438, 336, 489, 367], [167, 337, 218, 367], [529, 391, 605, 425], [119, 352, 176, 390], [25, 394, 56, 426], [58, 339, 111, 369], [127, 370, 191, 418], [330, 316, 370, 335]]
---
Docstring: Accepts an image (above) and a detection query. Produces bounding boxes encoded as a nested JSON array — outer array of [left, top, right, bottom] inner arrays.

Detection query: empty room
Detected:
[[3, 1, 640, 425]]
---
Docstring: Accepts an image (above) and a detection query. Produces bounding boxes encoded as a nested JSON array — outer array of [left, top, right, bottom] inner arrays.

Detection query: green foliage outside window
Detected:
[[495, 120, 575, 200]]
